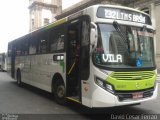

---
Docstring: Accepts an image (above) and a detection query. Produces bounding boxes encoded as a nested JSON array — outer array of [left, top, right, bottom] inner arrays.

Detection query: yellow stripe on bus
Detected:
[[66, 97, 81, 104], [46, 18, 67, 29], [67, 60, 76, 75]]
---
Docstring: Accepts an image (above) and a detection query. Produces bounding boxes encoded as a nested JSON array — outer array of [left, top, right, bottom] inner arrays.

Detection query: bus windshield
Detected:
[[93, 23, 155, 70]]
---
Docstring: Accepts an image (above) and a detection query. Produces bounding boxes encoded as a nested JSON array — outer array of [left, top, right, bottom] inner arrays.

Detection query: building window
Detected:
[[141, 8, 150, 15], [44, 18, 49, 25], [53, 8, 57, 14], [29, 0, 34, 5], [32, 19, 35, 28], [43, 0, 52, 4], [144, 10, 150, 15]]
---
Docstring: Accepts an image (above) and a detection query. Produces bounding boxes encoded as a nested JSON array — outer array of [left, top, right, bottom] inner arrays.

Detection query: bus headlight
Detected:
[[95, 77, 114, 94]]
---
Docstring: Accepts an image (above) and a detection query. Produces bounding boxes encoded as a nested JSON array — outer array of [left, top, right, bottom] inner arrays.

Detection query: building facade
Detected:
[[28, 0, 62, 32]]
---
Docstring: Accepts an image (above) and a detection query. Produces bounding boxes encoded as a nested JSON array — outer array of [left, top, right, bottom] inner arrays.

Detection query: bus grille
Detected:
[[110, 71, 155, 80]]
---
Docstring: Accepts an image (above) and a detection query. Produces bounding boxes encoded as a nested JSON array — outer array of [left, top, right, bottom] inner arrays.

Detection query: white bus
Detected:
[[8, 4, 158, 108]]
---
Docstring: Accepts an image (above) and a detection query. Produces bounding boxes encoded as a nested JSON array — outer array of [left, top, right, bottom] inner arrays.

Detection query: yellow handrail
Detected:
[[67, 59, 76, 75]]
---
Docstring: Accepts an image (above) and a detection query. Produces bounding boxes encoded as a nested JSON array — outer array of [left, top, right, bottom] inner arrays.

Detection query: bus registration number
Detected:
[[132, 92, 143, 99]]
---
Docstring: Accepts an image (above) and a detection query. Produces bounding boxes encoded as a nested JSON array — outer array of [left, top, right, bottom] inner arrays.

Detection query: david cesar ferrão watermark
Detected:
[[110, 114, 158, 120], [2, 114, 18, 120]]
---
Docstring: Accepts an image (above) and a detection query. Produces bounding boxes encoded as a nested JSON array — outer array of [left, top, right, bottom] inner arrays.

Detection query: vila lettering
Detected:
[[102, 54, 122, 63]]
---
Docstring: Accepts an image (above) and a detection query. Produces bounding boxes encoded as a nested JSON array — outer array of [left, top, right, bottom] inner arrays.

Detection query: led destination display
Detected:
[[97, 7, 152, 25]]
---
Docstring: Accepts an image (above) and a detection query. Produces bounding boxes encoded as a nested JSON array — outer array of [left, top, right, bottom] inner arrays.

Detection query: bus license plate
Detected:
[[132, 92, 143, 99]]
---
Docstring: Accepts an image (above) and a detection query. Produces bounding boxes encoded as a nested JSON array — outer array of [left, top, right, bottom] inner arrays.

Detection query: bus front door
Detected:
[[67, 22, 81, 100]]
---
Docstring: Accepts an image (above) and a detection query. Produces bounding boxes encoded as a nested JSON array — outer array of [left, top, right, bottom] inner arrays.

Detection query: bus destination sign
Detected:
[[97, 7, 151, 25]]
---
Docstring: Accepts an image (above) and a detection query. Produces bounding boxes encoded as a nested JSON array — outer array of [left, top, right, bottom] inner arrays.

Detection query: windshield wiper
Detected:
[[137, 25, 147, 55], [113, 21, 129, 54]]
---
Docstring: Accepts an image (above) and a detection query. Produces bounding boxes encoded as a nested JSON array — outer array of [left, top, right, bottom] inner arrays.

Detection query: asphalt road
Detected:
[[0, 72, 160, 120]]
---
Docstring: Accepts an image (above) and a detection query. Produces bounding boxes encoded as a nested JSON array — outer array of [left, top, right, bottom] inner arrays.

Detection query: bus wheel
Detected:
[[54, 80, 66, 105], [17, 71, 22, 86]]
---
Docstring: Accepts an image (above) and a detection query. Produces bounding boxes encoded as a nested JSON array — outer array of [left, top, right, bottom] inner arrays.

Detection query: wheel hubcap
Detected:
[[57, 85, 65, 98]]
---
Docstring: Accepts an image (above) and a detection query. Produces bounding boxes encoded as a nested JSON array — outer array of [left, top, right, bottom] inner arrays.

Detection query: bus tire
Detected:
[[17, 70, 22, 87], [54, 80, 66, 105]]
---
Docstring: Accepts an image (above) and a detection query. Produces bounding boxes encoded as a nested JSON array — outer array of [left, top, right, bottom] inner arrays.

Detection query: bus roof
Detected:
[[9, 4, 150, 43], [33, 4, 151, 33]]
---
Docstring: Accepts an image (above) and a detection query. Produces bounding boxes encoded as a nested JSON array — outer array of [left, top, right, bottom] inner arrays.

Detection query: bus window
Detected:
[[50, 26, 65, 53], [40, 39, 47, 54], [16, 42, 22, 56], [8, 44, 12, 57], [57, 35, 64, 51], [21, 39, 29, 55], [50, 29, 57, 52], [29, 36, 37, 55], [15, 39, 28, 56], [29, 45, 37, 55], [38, 31, 49, 54]]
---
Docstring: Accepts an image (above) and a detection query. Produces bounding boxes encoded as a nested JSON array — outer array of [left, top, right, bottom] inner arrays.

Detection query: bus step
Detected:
[[66, 96, 81, 104]]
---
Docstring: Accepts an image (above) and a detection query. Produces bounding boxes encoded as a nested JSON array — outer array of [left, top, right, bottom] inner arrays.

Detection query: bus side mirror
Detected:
[[90, 22, 98, 49]]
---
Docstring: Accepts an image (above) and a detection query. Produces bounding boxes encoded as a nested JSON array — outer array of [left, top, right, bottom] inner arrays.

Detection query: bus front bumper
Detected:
[[91, 83, 158, 108]]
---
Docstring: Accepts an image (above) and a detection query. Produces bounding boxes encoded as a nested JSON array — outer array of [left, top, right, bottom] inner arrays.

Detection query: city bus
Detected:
[[7, 4, 158, 108]]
